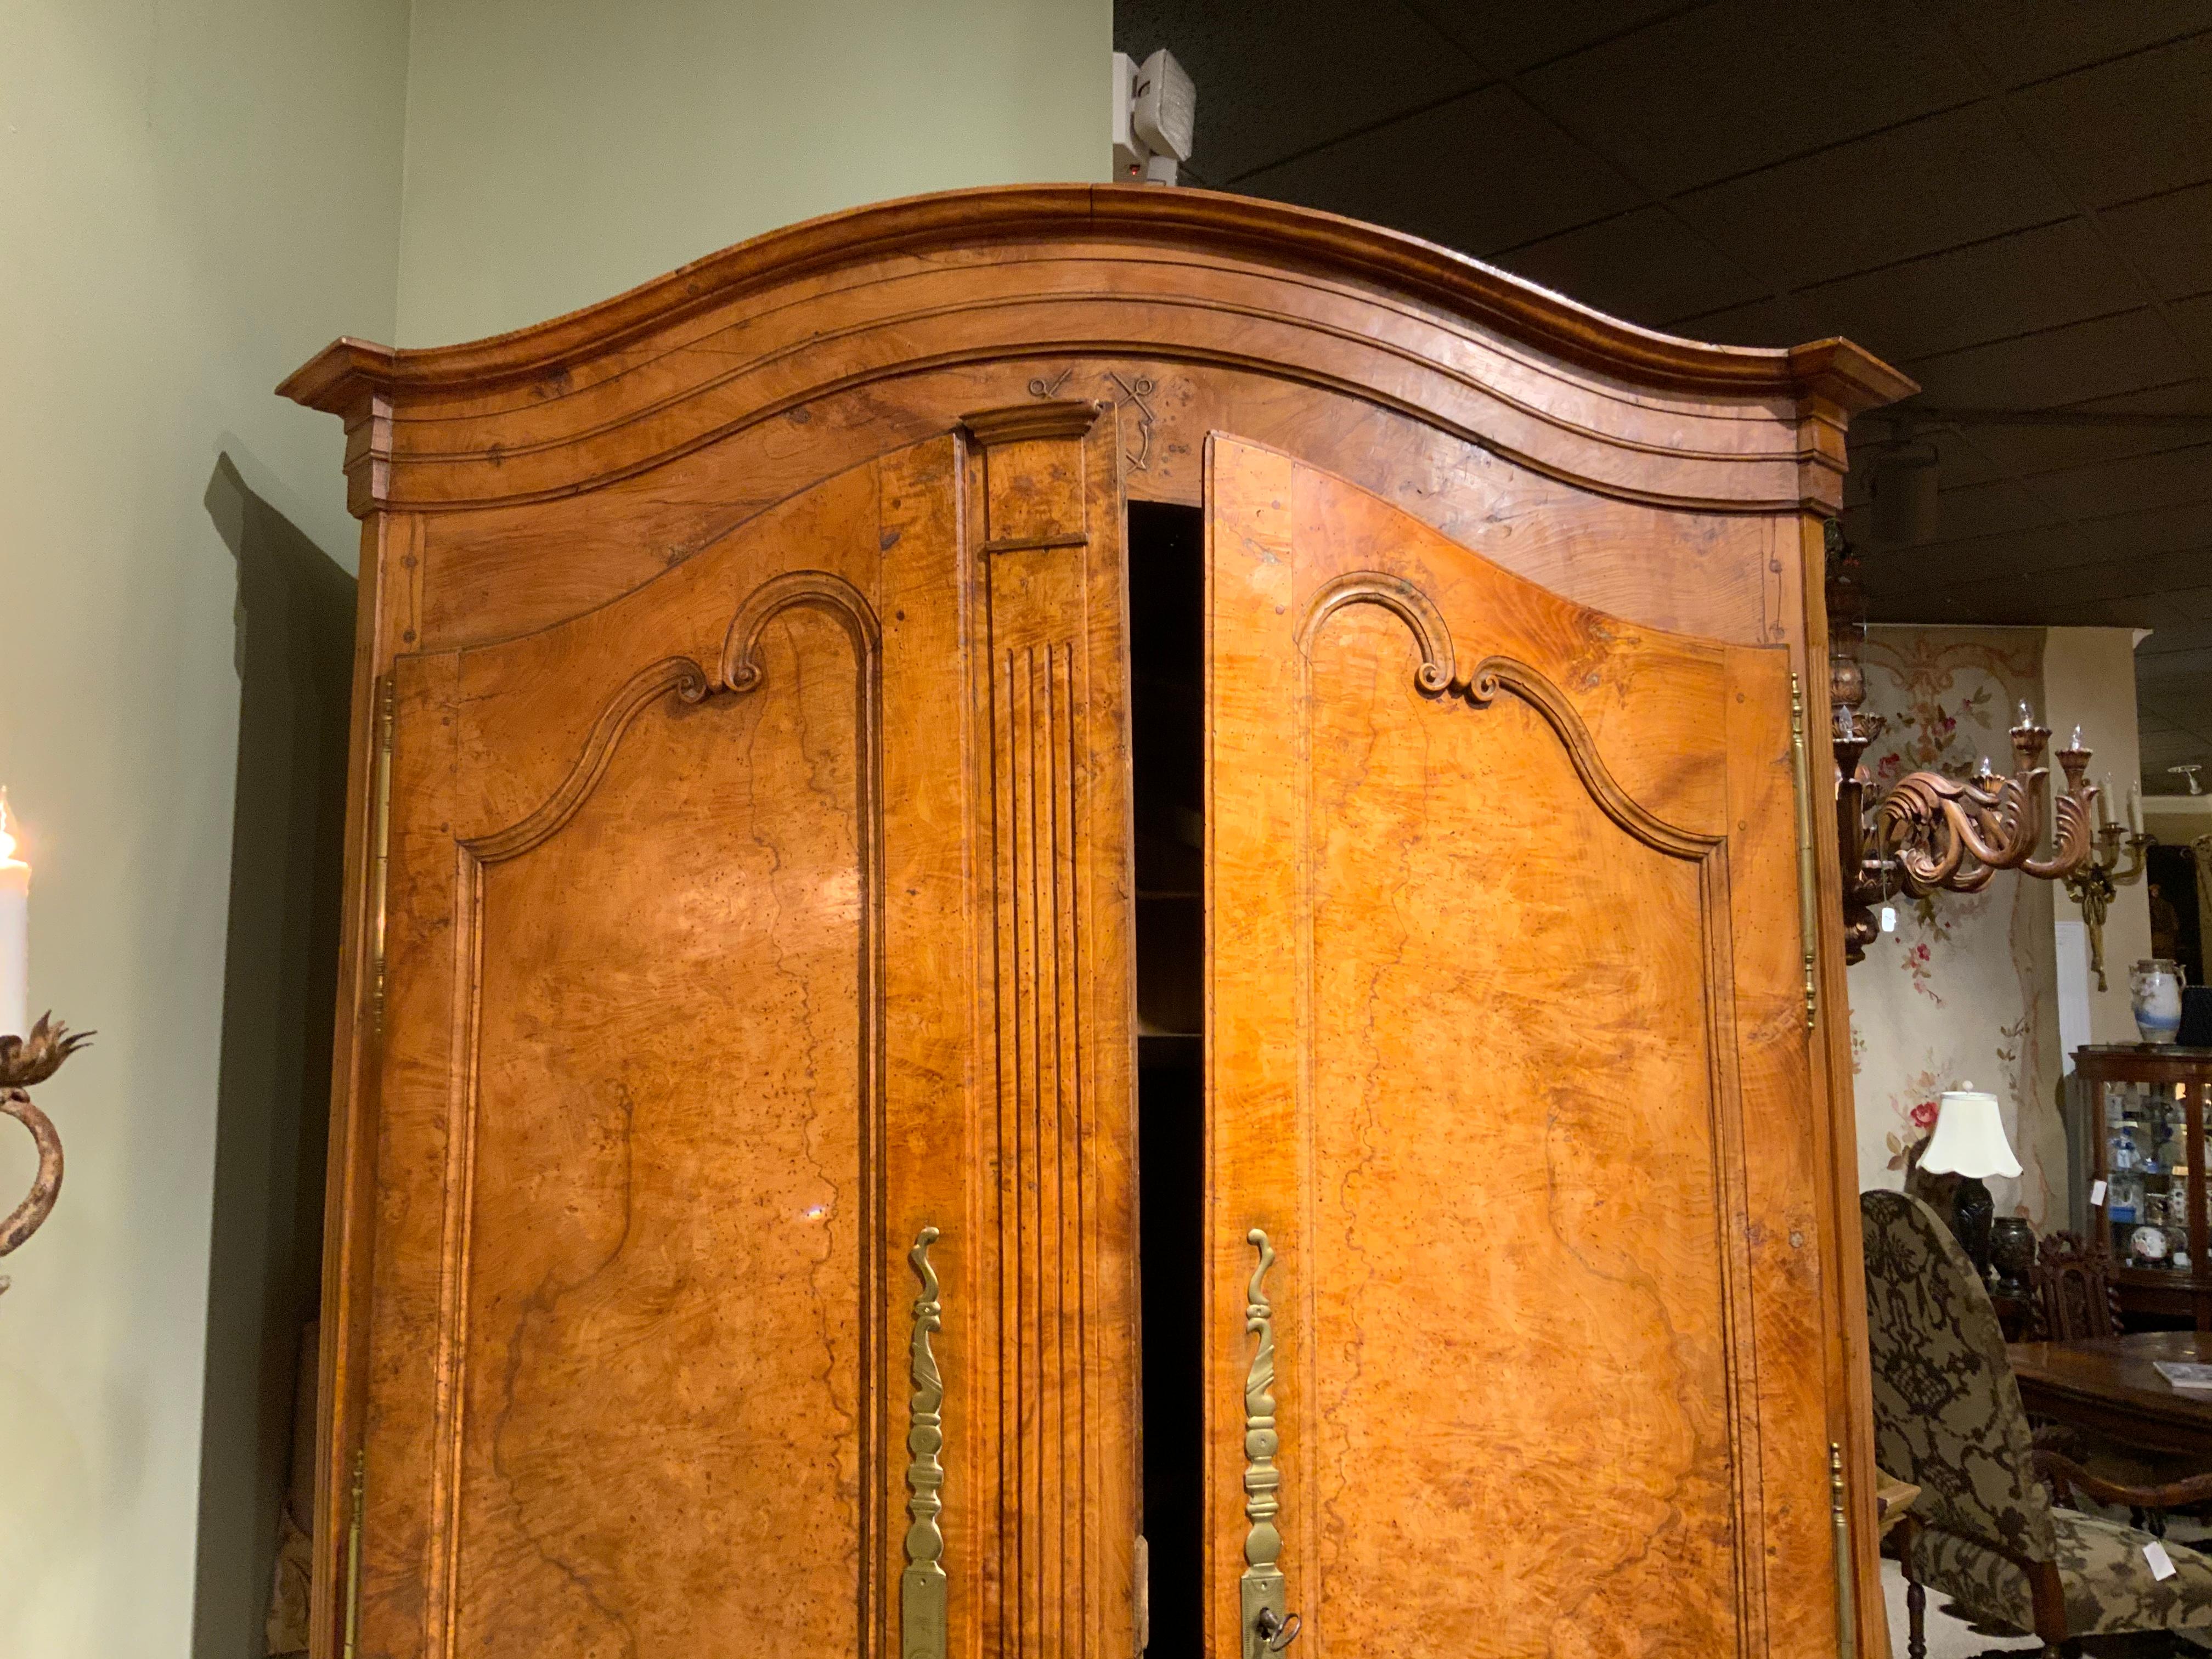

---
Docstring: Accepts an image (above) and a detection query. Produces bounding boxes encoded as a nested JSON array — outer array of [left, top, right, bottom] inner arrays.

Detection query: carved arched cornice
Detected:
[[1299, 571, 1716, 861], [279, 185, 1913, 518]]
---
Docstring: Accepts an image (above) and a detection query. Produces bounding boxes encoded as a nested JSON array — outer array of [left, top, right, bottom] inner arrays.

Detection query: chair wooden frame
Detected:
[[2032, 1231, 2125, 1343]]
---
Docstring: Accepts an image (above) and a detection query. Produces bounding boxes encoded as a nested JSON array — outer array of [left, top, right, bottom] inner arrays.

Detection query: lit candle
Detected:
[[0, 791, 28, 1039], [2130, 779, 2145, 838]]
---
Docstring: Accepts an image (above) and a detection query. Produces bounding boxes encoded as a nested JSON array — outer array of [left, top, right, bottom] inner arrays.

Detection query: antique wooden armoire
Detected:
[[281, 185, 1914, 1659]]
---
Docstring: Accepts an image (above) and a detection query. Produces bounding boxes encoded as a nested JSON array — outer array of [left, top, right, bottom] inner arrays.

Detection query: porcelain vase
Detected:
[[2132, 958, 2185, 1045]]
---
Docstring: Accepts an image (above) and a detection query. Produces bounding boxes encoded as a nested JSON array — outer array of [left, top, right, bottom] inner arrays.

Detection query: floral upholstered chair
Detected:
[[1862, 1189, 2212, 1656]]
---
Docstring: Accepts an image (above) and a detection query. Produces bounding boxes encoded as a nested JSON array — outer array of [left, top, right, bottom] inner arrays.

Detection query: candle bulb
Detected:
[[0, 791, 29, 1040]]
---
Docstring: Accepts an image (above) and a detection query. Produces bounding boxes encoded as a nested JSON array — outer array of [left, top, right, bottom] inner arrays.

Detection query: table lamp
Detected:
[[1917, 1083, 2022, 1284]]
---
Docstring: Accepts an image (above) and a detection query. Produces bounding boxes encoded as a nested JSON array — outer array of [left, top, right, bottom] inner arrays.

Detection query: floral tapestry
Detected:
[[1848, 627, 2064, 1224]]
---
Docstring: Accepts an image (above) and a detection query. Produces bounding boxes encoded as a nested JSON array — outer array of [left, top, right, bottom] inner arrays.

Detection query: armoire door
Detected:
[[356, 410, 1137, 1659], [1201, 437, 1832, 1659]]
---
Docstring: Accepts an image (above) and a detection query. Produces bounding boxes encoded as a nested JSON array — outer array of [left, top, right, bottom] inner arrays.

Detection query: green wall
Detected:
[[0, 2, 1105, 1653], [0, 3, 410, 1656], [397, 0, 1110, 346]]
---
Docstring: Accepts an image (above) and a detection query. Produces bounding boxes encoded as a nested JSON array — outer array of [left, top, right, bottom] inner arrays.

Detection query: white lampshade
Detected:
[[1918, 1086, 2022, 1180]]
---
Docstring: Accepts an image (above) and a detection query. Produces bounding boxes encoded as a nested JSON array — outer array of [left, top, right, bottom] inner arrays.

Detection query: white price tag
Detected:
[[2146, 1539, 2177, 1581], [2091, 1180, 2108, 1207], [1880, 905, 1897, 933]]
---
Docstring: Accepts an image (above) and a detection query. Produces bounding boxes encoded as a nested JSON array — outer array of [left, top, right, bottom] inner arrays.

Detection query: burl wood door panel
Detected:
[[1203, 437, 1828, 1659], [359, 419, 1136, 1659]]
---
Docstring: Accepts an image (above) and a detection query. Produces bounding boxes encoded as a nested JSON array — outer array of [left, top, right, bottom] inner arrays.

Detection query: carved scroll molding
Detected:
[[461, 569, 883, 866], [720, 567, 882, 695], [1297, 572, 1459, 697], [1297, 569, 1716, 861], [463, 657, 711, 862], [1461, 655, 1716, 861], [904, 1227, 947, 1659]]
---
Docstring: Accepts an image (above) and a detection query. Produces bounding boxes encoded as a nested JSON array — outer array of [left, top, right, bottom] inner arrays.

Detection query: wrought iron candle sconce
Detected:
[[0, 1013, 89, 1295], [1826, 522, 2098, 963]]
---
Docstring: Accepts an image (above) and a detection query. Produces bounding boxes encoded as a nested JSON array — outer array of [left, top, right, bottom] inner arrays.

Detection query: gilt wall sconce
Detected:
[[0, 792, 88, 1296], [2063, 807, 2150, 992]]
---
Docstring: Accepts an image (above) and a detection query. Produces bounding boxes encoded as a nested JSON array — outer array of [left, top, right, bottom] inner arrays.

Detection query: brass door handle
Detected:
[[1240, 1229, 1301, 1659], [904, 1228, 946, 1659]]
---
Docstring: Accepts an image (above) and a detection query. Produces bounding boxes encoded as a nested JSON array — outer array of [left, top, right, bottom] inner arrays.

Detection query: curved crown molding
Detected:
[[281, 186, 1908, 414], [278, 185, 1914, 519]]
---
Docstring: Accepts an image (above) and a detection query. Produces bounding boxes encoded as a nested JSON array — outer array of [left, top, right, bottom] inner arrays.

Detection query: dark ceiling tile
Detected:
[[1842, 426, 2004, 508], [2141, 654, 2212, 708], [2029, 441, 2212, 521], [2166, 292, 2212, 366], [1939, 410, 2212, 483], [2073, 379, 2212, 416], [2165, 584, 2212, 623], [1114, 0, 1484, 184], [2072, 596, 2171, 627], [1903, 308, 2187, 409], [2139, 620, 2212, 659], [1487, 206, 1764, 328], [1971, 550, 2212, 611], [2101, 182, 2212, 302], [2043, 498, 2212, 562], [1408, 0, 1697, 75], [2006, 32, 2212, 207], [1516, 0, 1978, 197], [1670, 103, 2072, 289], [1668, 291, 1824, 347], [2124, 547, 2212, 599], [1855, 499, 2212, 595], [2138, 732, 2212, 788], [1755, 217, 2140, 364], [1863, 574, 2056, 624], [1948, 4, 2212, 90], [1920, 476, 2055, 546], [1237, 84, 1643, 256]]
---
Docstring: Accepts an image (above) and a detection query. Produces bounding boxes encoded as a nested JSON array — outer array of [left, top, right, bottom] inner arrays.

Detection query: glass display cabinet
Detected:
[[2079, 1045, 2212, 1328]]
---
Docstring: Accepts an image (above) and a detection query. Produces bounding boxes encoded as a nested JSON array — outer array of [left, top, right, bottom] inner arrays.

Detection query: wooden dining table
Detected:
[[2009, 1330, 2212, 1461]]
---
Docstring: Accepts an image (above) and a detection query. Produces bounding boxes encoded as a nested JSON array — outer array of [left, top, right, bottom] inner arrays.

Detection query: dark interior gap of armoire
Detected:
[[1130, 500, 1206, 1657]]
